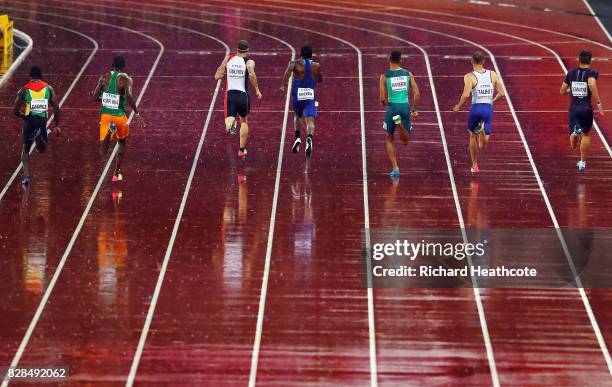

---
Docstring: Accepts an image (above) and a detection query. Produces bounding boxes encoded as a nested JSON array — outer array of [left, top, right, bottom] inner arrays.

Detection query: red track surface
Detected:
[[1, 0, 611, 385]]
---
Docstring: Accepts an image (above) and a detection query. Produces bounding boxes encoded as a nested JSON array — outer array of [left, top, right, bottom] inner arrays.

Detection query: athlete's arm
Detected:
[[48, 85, 61, 132], [13, 88, 26, 119], [122, 76, 145, 126], [453, 73, 473, 112], [379, 74, 388, 106], [491, 71, 505, 103], [246, 59, 262, 100], [214, 55, 229, 81], [93, 74, 106, 102], [560, 81, 570, 95], [280, 60, 295, 92], [588, 77, 604, 116], [409, 72, 420, 118], [313, 62, 322, 83]]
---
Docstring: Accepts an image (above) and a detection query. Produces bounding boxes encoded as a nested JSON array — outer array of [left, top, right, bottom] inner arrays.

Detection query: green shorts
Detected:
[[383, 103, 411, 135]]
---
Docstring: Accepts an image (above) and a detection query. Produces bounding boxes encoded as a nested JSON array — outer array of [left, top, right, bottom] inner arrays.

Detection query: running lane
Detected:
[[0, 1, 161, 372], [76, 1, 297, 385], [0, 1, 224, 382]]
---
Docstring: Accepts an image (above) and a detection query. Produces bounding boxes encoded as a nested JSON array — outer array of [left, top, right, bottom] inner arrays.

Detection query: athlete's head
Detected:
[[579, 49, 592, 65], [29, 65, 42, 79], [113, 56, 126, 71], [389, 51, 401, 64], [472, 51, 485, 65], [238, 40, 249, 53], [301, 46, 313, 59]]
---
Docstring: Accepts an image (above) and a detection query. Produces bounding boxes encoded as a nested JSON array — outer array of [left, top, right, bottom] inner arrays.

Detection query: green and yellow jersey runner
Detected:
[[24, 83, 51, 118], [100, 71, 126, 116]]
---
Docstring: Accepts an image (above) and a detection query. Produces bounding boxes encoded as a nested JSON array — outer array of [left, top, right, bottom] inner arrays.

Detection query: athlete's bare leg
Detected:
[[225, 116, 237, 133], [305, 116, 315, 136], [570, 133, 580, 150], [469, 133, 478, 168], [580, 133, 590, 162], [397, 122, 409, 145], [101, 129, 112, 154], [478, 132, 489, 150], [240, 116, 249, 149], [386, 133, 399, 172], [114, 138, 126, 176]]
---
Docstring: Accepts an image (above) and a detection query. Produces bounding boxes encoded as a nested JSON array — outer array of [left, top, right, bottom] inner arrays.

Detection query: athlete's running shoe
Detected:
[[112, 173, 123, 183], [230, 116, 239, 135], [470, 164, 480, 174], [392, 114, 402, 125], [474, 121, 485, 134], [390, 169, 400, 177], [238, 149, 248, 158], [305, 137, 313, 157], [292, 137, 301, 153], [573, 125, 583, 136], [577, 160, 586, 172], [109, 122, 117, 134], [22, 176, 30, 189]]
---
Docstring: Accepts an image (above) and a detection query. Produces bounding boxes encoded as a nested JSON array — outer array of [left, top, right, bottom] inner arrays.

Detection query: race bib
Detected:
[[571, 81, 588, 98], [476, 85, 493, 97], [102, 92, 120, 110], [29, 98, 48, 113], [297, 88, 315, 101], [390, 76, 408, 92], [228, 65, 246, 78]]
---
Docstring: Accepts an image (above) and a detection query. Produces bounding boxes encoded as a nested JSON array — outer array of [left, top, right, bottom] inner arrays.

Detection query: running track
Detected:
[[0, 0, 611, 385]]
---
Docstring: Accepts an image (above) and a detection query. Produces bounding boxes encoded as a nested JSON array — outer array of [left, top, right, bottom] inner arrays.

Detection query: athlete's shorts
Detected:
[[383, 102, 411, 135], [225, 90, 250, 118], [569, 106, 593, 134], [468, 103, 494, 135], [22, 115, 47, 151], [100, 113, 129, 141], [293, 99, 317, 118]]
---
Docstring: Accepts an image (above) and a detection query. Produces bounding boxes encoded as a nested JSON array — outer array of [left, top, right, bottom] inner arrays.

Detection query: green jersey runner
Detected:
[[383, 68, 412, 134], [100, 71, 127, 116]]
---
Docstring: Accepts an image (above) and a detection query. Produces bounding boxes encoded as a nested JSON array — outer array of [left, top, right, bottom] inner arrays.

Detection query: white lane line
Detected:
[[248, 47, 295, 387], [0, 10, 164, 387], [581, 0, 612, 44], [0, 17, 99, 203], [0, 29, 33, 89], [125, 35, 230, 387]]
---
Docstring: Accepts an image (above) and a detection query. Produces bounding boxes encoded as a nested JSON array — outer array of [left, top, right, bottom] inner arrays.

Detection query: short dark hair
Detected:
[[113, 56, 126, 70], [238, 40, 249, 52], [29, 65, 42, 79], [301, 46, 312, 59], [579, 49, 592, 64], [472, 51, 485, 64], [390, 51, 401, 64]]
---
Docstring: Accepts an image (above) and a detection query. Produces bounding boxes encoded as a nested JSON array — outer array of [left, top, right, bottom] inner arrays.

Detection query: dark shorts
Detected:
[[569, 106, 593, 134], [468, 103, 493, 135], [383, 103, 411, 135], [225, 90, 250, 118], [22, 115, 48, 151], [293, 99, 317, 118]]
